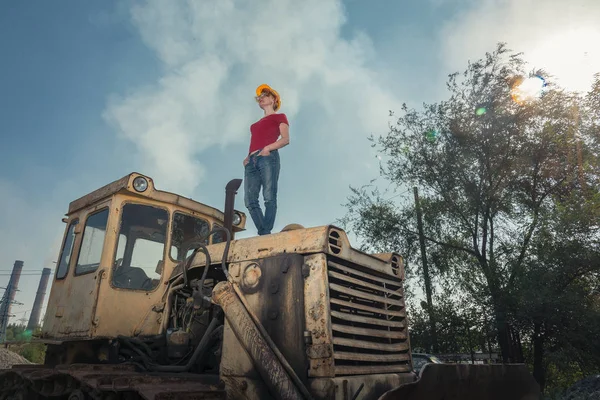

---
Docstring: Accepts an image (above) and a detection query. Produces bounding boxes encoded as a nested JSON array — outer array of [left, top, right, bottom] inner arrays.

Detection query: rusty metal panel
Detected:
[[92, 288, 165, 337], [212, 280, 306, 400], [220, 306, 258, 380], [220, 255, 308, 385], [68, 175, 130, 215], [42, 216, 81, 338], [325, 227, 404, 280], [181, 227, 331, 277], [69, 204, 112, 336], [332, 338, 409, 352], [308, 373, 417, 400], [328, 271, 401, 296], [58, 269, 103, 335], [219, 268, 261, 380], [185, 225, 404, 284], [91, 195, 170, 337], [370, 252, 397, 263], [220, 376, 275, 400], [43, 200, 113, 337], [330, 311, 405, 328], [335, 365, 413, 376], [331, 324, 406, 340], [306, 344, 332, 359], [1, 363, 227, 399], [182, 225, 404, 283], [329, 283, 404, 307], [219, 261, 268, 381], [303, 253, 335, 378], [329, 298, 404, 318], [334, 352, 410, 363]]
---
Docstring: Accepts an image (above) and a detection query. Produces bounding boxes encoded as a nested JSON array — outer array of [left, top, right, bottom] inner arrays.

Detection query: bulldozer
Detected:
[[0, 172, 541, 400]]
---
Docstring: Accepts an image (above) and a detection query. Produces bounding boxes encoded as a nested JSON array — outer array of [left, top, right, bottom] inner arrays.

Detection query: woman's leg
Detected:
[[257, 150, 280, 235], [244, 156, 266, 235]]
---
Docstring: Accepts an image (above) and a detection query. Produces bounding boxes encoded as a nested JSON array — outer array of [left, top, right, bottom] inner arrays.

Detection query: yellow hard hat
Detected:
[[255, 84, 281, 110]]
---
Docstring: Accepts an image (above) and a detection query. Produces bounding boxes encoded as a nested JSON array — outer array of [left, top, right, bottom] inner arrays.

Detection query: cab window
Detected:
[[212, 223, 225, 244], [112, 203, 168, 291], [56, 219, 79, 279], [75, 209, 109, 275], [170, 212, 210, 261]]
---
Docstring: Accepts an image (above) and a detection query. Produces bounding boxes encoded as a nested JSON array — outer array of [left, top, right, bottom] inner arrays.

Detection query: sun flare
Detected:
[[526, 27, 600, 93]]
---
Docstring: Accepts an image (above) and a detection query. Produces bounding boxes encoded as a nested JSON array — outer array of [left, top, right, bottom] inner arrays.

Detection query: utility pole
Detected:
[[413, 187, 439, 354]]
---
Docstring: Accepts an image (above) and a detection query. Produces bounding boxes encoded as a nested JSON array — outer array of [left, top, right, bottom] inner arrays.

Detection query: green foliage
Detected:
[[5, 324, 46, 364], [408, 288, 497, 357], [341, 42, 600, 394], [17, 342, 46, 364]]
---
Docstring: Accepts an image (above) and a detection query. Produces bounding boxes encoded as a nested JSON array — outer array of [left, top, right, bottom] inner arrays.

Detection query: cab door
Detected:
[[44, 201, 114, 337]]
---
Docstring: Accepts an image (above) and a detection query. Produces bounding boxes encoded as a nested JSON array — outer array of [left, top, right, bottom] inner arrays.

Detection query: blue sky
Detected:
[[1, 0, 598, 325]]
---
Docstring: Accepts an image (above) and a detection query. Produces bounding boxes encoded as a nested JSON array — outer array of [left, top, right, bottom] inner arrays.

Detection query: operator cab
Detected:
[[42, 172, 245, 340]]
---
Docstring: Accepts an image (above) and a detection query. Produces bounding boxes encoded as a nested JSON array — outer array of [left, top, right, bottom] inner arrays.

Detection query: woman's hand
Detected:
[[243, 157, 249, 166], [259, 147, 271, 157]]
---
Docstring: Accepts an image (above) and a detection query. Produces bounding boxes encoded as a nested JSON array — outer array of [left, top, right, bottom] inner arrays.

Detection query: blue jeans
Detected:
[[244, 149, 280, 235]]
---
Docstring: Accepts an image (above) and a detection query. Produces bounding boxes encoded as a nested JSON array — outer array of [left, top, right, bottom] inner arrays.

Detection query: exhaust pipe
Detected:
[[223, 179, 243, 238]]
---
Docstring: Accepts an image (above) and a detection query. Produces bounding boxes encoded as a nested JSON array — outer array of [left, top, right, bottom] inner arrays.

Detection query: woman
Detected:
[[243, 84, 290, 236]]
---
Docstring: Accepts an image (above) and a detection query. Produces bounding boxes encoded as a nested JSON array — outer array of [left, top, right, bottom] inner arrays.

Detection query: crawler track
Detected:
[[0, 364, 225, 400]]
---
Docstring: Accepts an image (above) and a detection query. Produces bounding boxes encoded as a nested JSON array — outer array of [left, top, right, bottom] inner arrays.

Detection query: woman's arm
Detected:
[[261, 123, 290, 154]]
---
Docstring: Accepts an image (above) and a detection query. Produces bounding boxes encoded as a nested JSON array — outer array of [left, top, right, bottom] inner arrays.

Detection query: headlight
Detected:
[[133, 176, 148, 192], [232, 212, 242, 226]]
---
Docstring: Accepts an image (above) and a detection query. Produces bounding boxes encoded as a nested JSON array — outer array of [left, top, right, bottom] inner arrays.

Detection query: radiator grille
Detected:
[[327, 259, 411, 375]]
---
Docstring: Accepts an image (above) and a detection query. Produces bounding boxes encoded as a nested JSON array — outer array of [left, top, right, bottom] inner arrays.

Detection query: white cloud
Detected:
[[440, 0, 600, 93], [103, 0, 402, 196]]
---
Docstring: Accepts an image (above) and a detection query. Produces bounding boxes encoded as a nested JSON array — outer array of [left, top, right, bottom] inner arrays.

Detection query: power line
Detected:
[[11, 309, 32, 315], [0, 270, 55, 272], [384, 187, 413, 202], [0, 270, 54, 275], [0, 269, 54, 272]]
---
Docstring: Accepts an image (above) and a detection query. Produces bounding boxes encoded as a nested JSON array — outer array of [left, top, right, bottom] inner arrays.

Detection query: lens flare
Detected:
[[425, 130, 440, 143], [511, 75, 547, 104], [476, 107, 487, 116]]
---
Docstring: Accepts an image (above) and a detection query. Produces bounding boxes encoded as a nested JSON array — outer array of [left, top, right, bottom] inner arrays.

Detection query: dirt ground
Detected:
[[0, 348, 32, 369]]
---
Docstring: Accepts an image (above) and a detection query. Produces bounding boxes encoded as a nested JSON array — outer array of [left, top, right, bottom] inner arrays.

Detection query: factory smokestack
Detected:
[[0, 260, 24, 342], [27, 267, 51, 331]]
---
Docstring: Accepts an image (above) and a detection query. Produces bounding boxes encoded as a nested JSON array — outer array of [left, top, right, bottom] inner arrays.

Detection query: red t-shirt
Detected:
[[248, 113, 289, 154]]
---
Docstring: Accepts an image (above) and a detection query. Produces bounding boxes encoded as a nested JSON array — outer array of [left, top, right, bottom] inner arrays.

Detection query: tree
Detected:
[[340, 42, 600, 391], [514, 190, 600, 393], [408, 286, 495, 359]]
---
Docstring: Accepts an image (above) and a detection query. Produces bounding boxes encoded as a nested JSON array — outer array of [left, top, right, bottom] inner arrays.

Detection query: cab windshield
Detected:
[[113, 203, 168, 291], [170, 212, 210, 261]]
